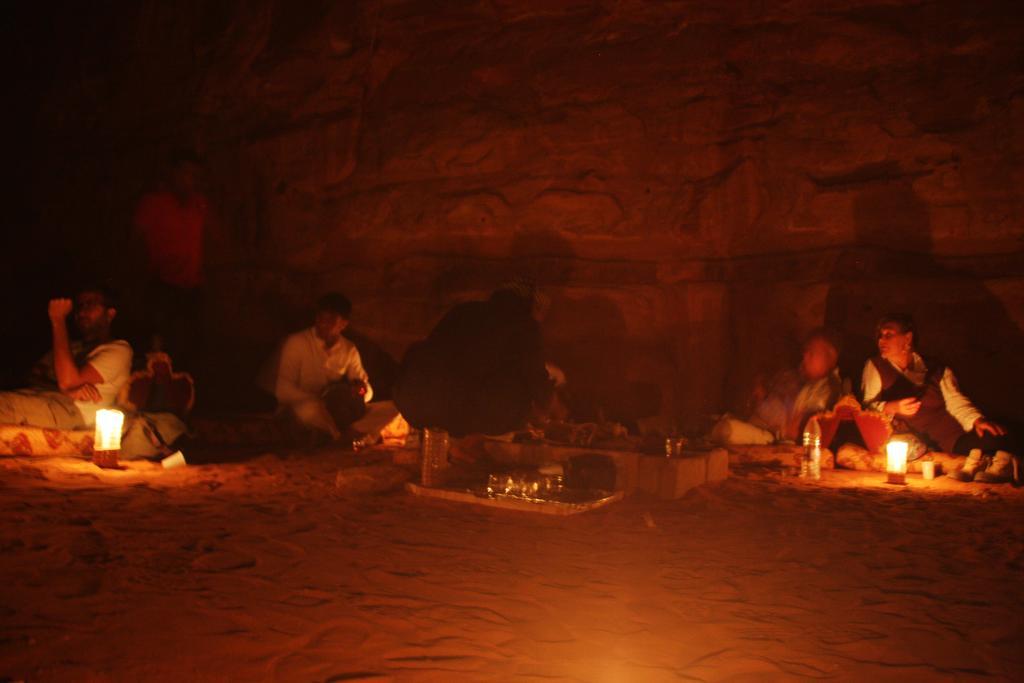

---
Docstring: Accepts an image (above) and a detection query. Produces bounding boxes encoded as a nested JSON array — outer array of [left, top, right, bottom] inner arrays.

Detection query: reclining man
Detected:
[[273, 293, 373, 445], [0, 287, 133, 429], [713, 328, 843, 445], [862, 313, 1018, 483]]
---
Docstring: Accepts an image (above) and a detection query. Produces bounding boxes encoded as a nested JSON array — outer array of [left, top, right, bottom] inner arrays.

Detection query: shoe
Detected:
[[352, 431, 380, 452], [951, 449, 987, 482], [334, 429, 359, 451], [974, 450, 1014, 484]]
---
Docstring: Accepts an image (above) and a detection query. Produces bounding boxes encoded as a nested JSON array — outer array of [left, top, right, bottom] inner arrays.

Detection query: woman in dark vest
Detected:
[[861, 313, 1016, 483]]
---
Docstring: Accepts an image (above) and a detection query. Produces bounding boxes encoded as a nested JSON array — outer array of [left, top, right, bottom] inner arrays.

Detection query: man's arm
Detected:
[[78, 341, 132, 404], [275, 336, 316, 404], [344, 347, 373, 403], [65, 384, 102, 402], [939, 367, 987, 432], [48, 299, 103, 391]]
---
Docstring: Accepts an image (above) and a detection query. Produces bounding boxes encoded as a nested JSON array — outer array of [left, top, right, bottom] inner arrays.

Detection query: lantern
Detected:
[[885, 439, 908, 485], [93, 409, 124, 468]]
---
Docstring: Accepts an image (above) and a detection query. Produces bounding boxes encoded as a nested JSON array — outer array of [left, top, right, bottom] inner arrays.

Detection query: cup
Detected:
[[161, 451, 187, 469], [921, 460, 935, 480], [421, 427, 450, 487]]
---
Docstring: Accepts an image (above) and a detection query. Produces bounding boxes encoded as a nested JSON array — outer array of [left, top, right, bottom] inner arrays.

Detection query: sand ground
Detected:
[[1, 449, 1022, 682]]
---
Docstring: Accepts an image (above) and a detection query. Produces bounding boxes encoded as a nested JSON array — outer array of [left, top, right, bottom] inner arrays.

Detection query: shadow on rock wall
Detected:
[[544, 293, 662, 429], [507, 229, 664, 428], [825, 181, 1024, 424], [397, 228, 670, 429]]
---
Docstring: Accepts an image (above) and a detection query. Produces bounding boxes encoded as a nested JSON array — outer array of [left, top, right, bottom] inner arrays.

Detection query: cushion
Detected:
[[1, 352, 195, 459], [815, 394, 893, 454], [0, 424, 94, 457]]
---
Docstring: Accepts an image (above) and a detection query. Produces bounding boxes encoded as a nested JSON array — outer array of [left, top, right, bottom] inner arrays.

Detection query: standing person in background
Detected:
[[133, 151, 208, 374]]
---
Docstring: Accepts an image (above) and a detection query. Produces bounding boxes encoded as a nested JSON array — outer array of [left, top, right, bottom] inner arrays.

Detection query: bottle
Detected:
[[810, 439, 821, 481], [421, 428, 434, 486], [802, 418, 821, 480], [420, 427, 449, 487]]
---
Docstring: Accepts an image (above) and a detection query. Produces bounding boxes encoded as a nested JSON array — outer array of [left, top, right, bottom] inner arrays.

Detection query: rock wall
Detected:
[[20, 0, 1024, 425]]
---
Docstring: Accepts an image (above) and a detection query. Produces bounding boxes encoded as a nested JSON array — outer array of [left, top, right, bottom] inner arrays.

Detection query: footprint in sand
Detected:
[[191, 550, 256, 572], [280, 592, 334, 607], [54, 572, 103, 599], [67, 529, 109, 564]]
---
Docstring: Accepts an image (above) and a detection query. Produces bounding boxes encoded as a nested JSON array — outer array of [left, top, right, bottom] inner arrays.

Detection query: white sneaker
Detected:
[[952, 449, 987, 482], [975, 450, 1013, 484]]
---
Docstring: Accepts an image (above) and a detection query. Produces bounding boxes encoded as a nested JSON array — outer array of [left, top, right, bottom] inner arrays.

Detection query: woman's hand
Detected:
[[973, 418, 1006, 437], [885, 397, 921, 417]]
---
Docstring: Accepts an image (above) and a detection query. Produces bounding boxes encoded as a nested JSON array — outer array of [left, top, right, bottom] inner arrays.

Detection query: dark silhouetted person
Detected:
[[394, 281, 553, 437]]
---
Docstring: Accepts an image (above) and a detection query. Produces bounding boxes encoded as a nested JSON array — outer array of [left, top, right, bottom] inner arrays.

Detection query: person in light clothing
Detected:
[[712, 328, 843, 446], [273, 293, 372, 442], [0, 287, 132, 429], [862, 313, 1017, 483]]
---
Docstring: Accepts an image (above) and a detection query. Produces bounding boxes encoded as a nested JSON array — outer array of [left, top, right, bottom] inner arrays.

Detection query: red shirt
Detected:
[[134, 191, 207, 288]]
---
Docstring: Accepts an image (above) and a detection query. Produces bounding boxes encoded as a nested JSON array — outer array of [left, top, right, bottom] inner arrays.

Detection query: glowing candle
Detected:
[[886, 439, 908, 485], [93, 409, 124, 468]]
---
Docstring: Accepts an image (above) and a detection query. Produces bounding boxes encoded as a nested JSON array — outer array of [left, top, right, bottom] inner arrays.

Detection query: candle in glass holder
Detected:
[[93, 409, 124, 468], [886, 439, 908, 485]]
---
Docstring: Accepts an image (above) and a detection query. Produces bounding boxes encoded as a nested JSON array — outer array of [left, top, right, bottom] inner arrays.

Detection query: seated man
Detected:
[[273, 293, 373, 443], [394, 279, 553, 438], [0, 287, 133, 430], [713, 328, 843, 445], [862, 313, 1017, 483]]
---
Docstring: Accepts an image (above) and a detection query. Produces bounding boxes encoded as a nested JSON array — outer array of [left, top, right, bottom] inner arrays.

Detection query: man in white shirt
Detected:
[[0, 287, 133, 429], [274, 293, 373, 442], [862, 313, 1017, 483]]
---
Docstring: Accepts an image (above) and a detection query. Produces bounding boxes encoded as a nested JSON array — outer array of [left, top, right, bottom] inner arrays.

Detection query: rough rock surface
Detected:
[[17, 0, 1024, 424]]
